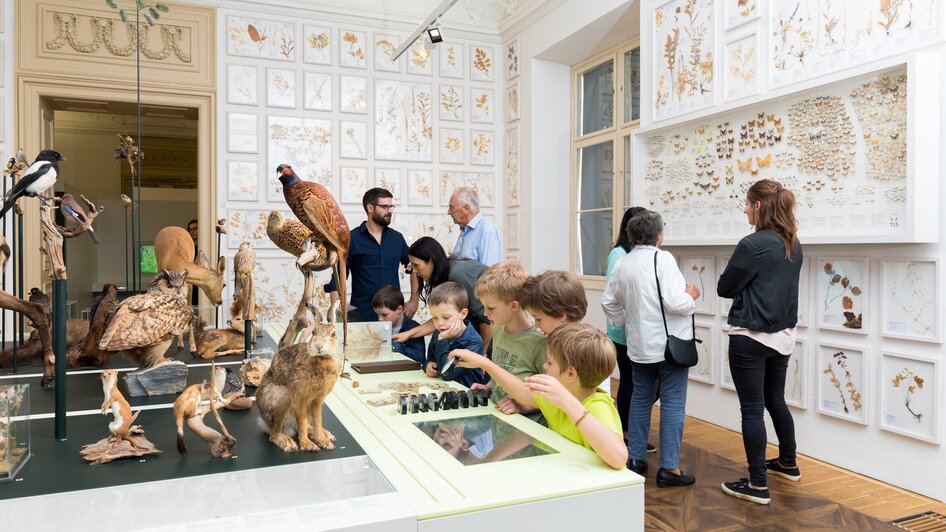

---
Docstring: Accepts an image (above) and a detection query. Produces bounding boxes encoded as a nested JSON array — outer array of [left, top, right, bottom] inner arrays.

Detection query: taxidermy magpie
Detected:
[[0, 150, 66, 218], [60, 193, 101, 245]]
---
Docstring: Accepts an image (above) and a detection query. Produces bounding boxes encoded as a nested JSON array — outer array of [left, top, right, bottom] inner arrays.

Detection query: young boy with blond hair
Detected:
[[451, 323, 627, 469], [472, 260, 547, 417], [519, 270, 588, 334], [424, 282, 485, 388]]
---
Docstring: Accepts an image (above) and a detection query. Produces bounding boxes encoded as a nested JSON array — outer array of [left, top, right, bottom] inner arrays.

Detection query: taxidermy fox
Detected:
[[173, 364, 226, 455], [256, 313, 341, 452], [101, 369, 139, 441]]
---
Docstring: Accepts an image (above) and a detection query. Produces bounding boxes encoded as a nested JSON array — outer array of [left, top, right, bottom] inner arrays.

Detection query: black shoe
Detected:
[[646, 443, 657, 453], [656, 468, 695, 488], [627, 459, 648, 474], [721, 478, 771, 505], [766, 458, 801, 481]]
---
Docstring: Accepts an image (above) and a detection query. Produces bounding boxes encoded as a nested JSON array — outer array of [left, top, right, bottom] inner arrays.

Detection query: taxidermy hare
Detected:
[[256, 309, 340, 452]]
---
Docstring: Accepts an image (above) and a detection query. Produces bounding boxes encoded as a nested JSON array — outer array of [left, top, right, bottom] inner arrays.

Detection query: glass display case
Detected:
[[0, 384, 30, 481]]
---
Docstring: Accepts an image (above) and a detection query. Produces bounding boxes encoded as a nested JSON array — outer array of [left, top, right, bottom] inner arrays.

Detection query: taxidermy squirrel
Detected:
[[101, 369, 139, 441], [173, 364, 227, 455], [256, 309, 341, 452]]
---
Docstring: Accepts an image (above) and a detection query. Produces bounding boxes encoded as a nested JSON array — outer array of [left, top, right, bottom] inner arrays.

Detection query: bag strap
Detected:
[[653, 250, 697, 340]]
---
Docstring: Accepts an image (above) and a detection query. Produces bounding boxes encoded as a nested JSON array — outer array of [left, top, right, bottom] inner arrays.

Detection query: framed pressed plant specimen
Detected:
[[689, 324, 715, 385], [723, 0, 759, 31], [679, 255, 717, 315], [785, 339, 808, 409], [723, 32, 761, 102], [718, 330, 735, 391], [816, 257, 868, 334], [881, 258, 941, 343], [880, 352, 939, 443], [717, 255, 732, 318], [817, 343, 868, 425]]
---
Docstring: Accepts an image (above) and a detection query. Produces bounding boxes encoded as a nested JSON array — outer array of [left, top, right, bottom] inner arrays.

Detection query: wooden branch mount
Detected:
[[38, 194, 104, 281]]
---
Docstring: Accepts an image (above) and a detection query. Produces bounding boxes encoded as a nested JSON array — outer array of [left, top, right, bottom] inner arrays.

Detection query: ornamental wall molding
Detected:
[[45, 11, 192, 63]]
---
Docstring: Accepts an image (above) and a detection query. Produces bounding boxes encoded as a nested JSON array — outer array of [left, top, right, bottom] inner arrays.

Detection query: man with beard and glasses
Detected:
[[325, 188, 420, 321]]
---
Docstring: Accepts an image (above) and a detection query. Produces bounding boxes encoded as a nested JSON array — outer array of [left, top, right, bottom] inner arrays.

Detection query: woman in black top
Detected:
[[717, 179, 803, 506]]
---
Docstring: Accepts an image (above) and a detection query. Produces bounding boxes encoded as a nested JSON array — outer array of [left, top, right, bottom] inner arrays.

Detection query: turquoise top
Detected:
[[605, 246, 628, 344]]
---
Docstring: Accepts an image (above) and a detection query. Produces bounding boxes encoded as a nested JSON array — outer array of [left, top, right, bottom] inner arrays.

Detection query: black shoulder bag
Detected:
[[654, 251, 700, 368]]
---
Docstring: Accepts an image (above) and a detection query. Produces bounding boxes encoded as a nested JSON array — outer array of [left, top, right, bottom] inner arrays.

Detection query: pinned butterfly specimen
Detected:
[[756, 154, 772, 168], [737, 158, 752, 172]]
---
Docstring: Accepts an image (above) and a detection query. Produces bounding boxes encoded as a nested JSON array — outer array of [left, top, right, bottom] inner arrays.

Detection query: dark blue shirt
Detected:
[[325, 222, 409, 322], [393, 316, 426, 364], [426, 322, 485, 388]]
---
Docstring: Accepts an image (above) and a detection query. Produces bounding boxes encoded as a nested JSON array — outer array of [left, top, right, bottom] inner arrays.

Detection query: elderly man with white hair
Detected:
[[447, 187, 503, 266]]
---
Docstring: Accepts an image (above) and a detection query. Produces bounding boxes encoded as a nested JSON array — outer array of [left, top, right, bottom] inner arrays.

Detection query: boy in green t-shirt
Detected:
[[471, 261, 548, 420], [451, 323, 627, 469]]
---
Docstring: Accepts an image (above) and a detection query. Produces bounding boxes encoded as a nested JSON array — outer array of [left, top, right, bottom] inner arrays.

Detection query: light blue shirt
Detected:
[[453, 213, 502, 266]]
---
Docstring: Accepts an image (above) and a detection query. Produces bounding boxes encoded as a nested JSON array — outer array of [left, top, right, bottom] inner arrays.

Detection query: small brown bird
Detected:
[[266, 211, 314, 257], [233, 240, 256, 294], [277, 164, 350, 345], [28, 288, 51, 320], [60, 193, 100, 244], [215, 218, 227, 235]]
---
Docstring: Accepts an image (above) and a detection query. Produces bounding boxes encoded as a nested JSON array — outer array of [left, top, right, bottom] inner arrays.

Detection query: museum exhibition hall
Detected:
[[0, 0, 945, 530]]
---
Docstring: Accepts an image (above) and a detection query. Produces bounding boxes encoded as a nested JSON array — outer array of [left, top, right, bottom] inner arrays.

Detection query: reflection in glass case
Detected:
[[0, 384, 30, 481], [414, 414, 557, 466], [336, 321, 393, 362]]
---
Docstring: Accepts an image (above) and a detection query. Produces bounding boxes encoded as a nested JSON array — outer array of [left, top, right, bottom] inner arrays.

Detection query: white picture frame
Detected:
[[226, 64, 258, 106], [339, 29, 367, 69], [723, 32, 761, 103], [373, 33, 402, 72], [439, 85, 464, 122], [785, 339, 808, 409], [719, 330, 735, 391], [440, 128, 464, 165], [470, 44, 495, 81], [339, 120, 368, 160], [407, 169, 434, 207], [506, 82, 520, 122], [227, 112, 258, 153], [375, 168, 402, 204], [505, 39, 520, 80], [723, 0, 760, 31], [302, 25, 333, 65], [339, 166, 368, 205], [880, 352, 940, 444], [266, 116, 332, 197], [470, 88, 494, 123], [505, 126, 520, 207], [506, 212, 520, 250], [303, 71, 332, 111], [340, 75, 368, 114], [374, 79, 433, 162], [816, 257, 869, 334], [266, 68, 296, 108], [817, 343, 868, 425], [679, 255, 717, 315], [717, 255, 732, 318], [226, 16, 296, 61], [407, 40, 434, 75], [470, 130, 495, 166], [651, 0, 716, 121], [798, 259, 810, 327], [439, 42, 465, 79], [227, 161, 259, 201], [881, 258, 941, 343], [690, 324, 715, 385]]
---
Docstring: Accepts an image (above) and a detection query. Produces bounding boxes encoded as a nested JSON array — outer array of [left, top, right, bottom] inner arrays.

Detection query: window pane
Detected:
[[624, 48, 641, 123], [578, 141, 613, 210], [580, 61, 614, 135], [624, 135, 632, 207], [578, 211, 613, 276]]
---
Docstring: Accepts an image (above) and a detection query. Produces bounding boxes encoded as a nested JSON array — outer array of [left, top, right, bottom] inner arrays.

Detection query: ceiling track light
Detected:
[[426, 26, 443, 44], [391, 0, 459, 61]]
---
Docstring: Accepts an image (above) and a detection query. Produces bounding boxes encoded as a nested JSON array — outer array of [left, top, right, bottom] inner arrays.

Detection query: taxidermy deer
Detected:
[[101, 369, 139, 441], [256, 310, 341, 453], [154, 226, 227, 306], [173, 363, 237, 457], [189, 315, 245, 359]]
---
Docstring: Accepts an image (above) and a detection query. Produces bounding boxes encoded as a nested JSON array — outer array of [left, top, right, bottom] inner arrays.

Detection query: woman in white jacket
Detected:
[[602, 210, 700, 488]]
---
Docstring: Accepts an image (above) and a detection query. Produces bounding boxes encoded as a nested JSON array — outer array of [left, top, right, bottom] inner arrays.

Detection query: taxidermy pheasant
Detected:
[[276, 164, 350, 346], [0, 150, 66, 218], [99, 270, 194, 368]]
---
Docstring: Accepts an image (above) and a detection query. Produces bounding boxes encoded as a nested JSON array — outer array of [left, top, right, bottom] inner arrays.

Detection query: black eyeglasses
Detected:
[[372, 204, 396, 211]]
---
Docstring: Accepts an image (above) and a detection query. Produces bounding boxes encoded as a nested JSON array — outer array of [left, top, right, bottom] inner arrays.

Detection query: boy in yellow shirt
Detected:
[[451, 323, 627, 469]]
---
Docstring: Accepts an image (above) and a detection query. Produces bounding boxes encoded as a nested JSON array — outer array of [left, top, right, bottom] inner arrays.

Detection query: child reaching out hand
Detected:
[[450, 323, 627, 469], [425, 282, 485, 388]]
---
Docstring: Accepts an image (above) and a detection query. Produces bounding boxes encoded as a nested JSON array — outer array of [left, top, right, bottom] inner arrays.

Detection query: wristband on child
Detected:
[[575, 409, 591, 427]]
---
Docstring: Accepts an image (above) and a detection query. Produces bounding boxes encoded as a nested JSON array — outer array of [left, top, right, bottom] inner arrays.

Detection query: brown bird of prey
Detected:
[[99, 270, 194, 368], [276, 164, 350, 346], [60, 193, 101, 244], [233, 240, 256, 298], [28, 288, 51, 320]]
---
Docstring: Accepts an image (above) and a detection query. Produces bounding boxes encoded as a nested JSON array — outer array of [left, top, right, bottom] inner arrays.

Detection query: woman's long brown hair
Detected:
[[747, 179, 799, 259]]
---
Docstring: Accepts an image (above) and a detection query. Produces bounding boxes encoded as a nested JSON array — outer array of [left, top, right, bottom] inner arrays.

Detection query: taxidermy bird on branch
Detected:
[[0, 150, 66, 218], [61, 193, 102, 244], [276, 164, 350, 347]]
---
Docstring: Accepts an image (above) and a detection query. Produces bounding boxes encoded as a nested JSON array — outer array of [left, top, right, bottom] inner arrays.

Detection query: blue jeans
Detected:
[[728, 334, 797, 487], [628, 360, 688, 469]]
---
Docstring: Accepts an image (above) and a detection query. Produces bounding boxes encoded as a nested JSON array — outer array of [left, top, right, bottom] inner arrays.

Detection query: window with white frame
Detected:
[[571, 41, 640, 286]]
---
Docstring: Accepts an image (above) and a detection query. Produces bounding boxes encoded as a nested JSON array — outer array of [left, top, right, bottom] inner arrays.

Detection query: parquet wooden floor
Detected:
[[612, 379, 946, 531]]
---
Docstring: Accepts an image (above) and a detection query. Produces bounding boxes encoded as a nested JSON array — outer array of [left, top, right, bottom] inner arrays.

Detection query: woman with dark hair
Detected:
[[606, 207, 654, 453], [391, 236, 492, 351], [718, 179, 803, 506]]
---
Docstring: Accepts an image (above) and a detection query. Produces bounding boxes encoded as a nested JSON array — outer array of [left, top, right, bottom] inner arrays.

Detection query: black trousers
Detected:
[[728, 334, 797, 486]]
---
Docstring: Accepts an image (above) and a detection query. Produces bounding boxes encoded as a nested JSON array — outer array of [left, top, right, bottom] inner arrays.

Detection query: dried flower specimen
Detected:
[[439, 43, 464, 78], [653, 0, 715, 115], [303, 72, 332, 111], [728, 39, 756, 86], [885, 260, 936, 339], [409, 40, 433, 74], [341, 30, 366, 68], [227, 16, 295, 61], [892, 367, 924, 422], [471, 131, 494, 165], [472, 46, 493, 80], [376, 80, 433, 161], [471, 89, 493, 123], [823, 351, 861, 414], [822, 261, 863, 329], [505, 40, 520, 79], [440, 86, 463, 121], [374, 35, 400, 71]]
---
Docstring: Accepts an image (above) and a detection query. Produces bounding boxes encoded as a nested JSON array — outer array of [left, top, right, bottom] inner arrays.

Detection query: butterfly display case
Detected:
[[0, 384, 30, 482], [631, 55, 939, 245]]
